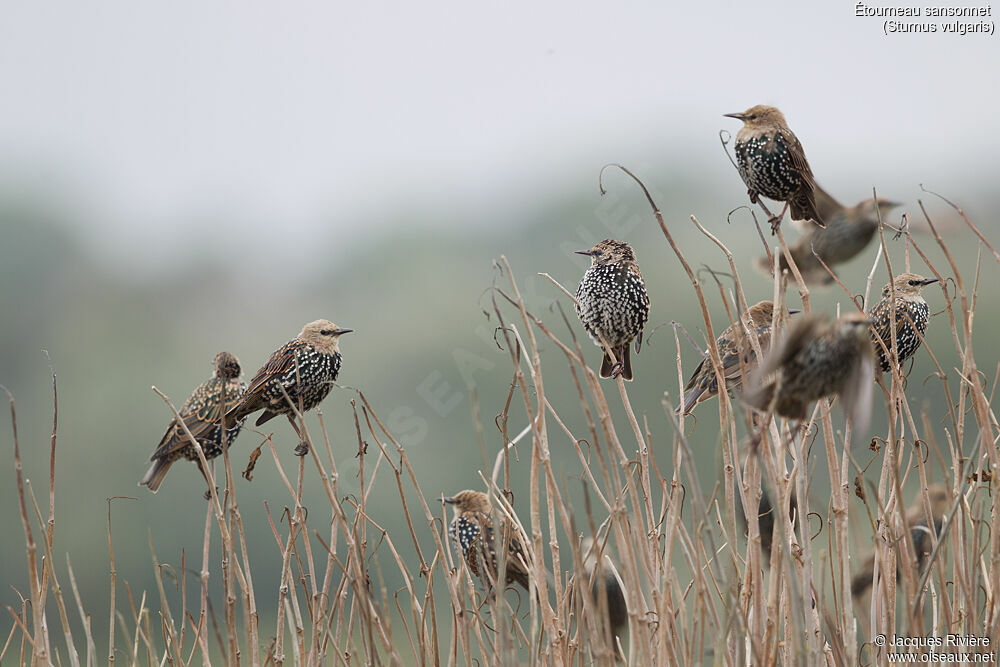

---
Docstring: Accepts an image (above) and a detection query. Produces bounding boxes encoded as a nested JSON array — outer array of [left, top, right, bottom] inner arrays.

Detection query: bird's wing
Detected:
[[842, 351, 875, 437], [238, 341, 303, 409], [785, 130, 817, 191], [150, 379, 240, 460]]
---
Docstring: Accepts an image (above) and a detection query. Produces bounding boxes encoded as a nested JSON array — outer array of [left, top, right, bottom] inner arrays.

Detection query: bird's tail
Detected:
[[620, 346, 633, 381], [139, 459, 172, 493], [680, 386, 703, 415], [791, 194, 825, 229]]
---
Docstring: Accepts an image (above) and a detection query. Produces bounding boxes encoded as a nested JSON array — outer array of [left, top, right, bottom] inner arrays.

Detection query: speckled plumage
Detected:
[[851, 485, 949, 596], [575, 239, 650, 381], [747, 312, 875, 424], [868, 273, 937, 373], [681, 301, 784, 415], [227, 320, 351, 427], [726, 105, 823, 232], [760, 186, 900, 285], [444, 490, 531, 593], [580, 537, 628, 657], [141, 351, 247, 492]]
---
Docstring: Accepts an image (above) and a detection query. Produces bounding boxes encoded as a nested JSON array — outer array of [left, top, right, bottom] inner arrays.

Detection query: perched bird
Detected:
[[579, 537, 628, 659], [851, 484, 950, 597], [746, 312, 875, 425], [737, 484, 798, 562], [758, 186, 900, 285], [680, 301, 792, 415], [444, 489, 532, 594], [868, 273, 938, 373], [141, 351, 247, 493], [575, 239, 650, 381], [226, 319, 351, 455], [725, 105, 823, 232]]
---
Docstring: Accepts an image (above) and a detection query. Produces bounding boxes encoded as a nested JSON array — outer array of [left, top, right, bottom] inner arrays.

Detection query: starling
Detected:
[[579, 537, 628, 658], [737, 484, 798, 562], [725, 105, 823, 232], [868, 273, 938, 373], [443, 489, 532, 594], [759, 185, 900, 285], [141, 351, 247, 493], [574, 239, 650, 381], [226, 320, 352, 454], [746, 312, 875, 424], [680, 301, 792, 415], [851, 484, 949, 597]]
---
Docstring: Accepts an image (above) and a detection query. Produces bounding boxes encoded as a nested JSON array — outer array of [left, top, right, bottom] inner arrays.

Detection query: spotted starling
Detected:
[[868, 273, 938, 373], [226, 320, 351, 454], [443, 489, 532, 594], [574, 239, 650, 381], [746, 312, 875, 424], [579, 537, 628, 657], [681, 301, 793, 415], [851, 484, 949, 597], [725, 105, 823, 232], [141, 351, 247, 492], [759, 185, 900, 285]]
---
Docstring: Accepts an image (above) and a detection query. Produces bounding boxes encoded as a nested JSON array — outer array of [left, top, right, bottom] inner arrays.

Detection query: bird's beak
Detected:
[[878, 199, 902, 209], [575, 250, 595, 256], [441, 495, 456, 504], [333, 328, 353, 335], [920, 278, 940, 286], [787, 308, 801, 315], [723, 112, 746, 120]]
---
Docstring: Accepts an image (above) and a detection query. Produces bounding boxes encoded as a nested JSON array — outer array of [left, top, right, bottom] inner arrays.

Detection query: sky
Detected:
[[0, 1, 996, 269]]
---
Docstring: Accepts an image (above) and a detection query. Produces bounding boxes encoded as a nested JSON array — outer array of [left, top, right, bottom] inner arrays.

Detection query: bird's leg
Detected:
[[769, 202, 789, 232], [287, 415, 310, 456], [197, 460, 218, 501], [748, 188, 760, 204]]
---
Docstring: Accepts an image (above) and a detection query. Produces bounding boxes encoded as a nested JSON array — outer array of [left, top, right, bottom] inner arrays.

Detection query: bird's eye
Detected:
[[320, 329, 334, 336], [908, 280, 918, 286]]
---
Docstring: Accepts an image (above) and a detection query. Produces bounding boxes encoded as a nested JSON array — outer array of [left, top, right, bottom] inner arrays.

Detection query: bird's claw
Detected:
[[610, 362, 624, 379], [204, 486, 218, 501], [294, 441, 310, 457]]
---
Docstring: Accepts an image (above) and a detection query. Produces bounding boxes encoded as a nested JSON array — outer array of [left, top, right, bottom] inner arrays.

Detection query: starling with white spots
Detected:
[[725, 105, 824, 232], [141, 351, 247, 493], [444, 489, 532, 594], [226, 319, 351, 455], [746, 312, 875, 425], [681, 301, 790, 415], [575, 239, 650, 381], [868, 273, 938, 373]]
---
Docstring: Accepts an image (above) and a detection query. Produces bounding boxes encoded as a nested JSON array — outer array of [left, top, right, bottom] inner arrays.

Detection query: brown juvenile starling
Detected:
[[574, 239, 650, 381], [141, 351, 247, 492], [444, 489, 532, 594], [868, 273, 938, 373], [579, 537, 628, 657], [746, 312, 875, 424], [851, 484, 949, 597], [725, 105, 823, 232], [226, 319, 351, 454], [680, 301, 792, 415], [759, 186, 900, 285]]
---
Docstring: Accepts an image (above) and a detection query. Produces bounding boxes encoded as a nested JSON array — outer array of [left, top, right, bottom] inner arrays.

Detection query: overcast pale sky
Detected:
[[1, 1, 995, 267]]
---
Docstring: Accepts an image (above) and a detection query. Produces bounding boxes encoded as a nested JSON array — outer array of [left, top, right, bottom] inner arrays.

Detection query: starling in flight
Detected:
[[746, 312, 875, 425]]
